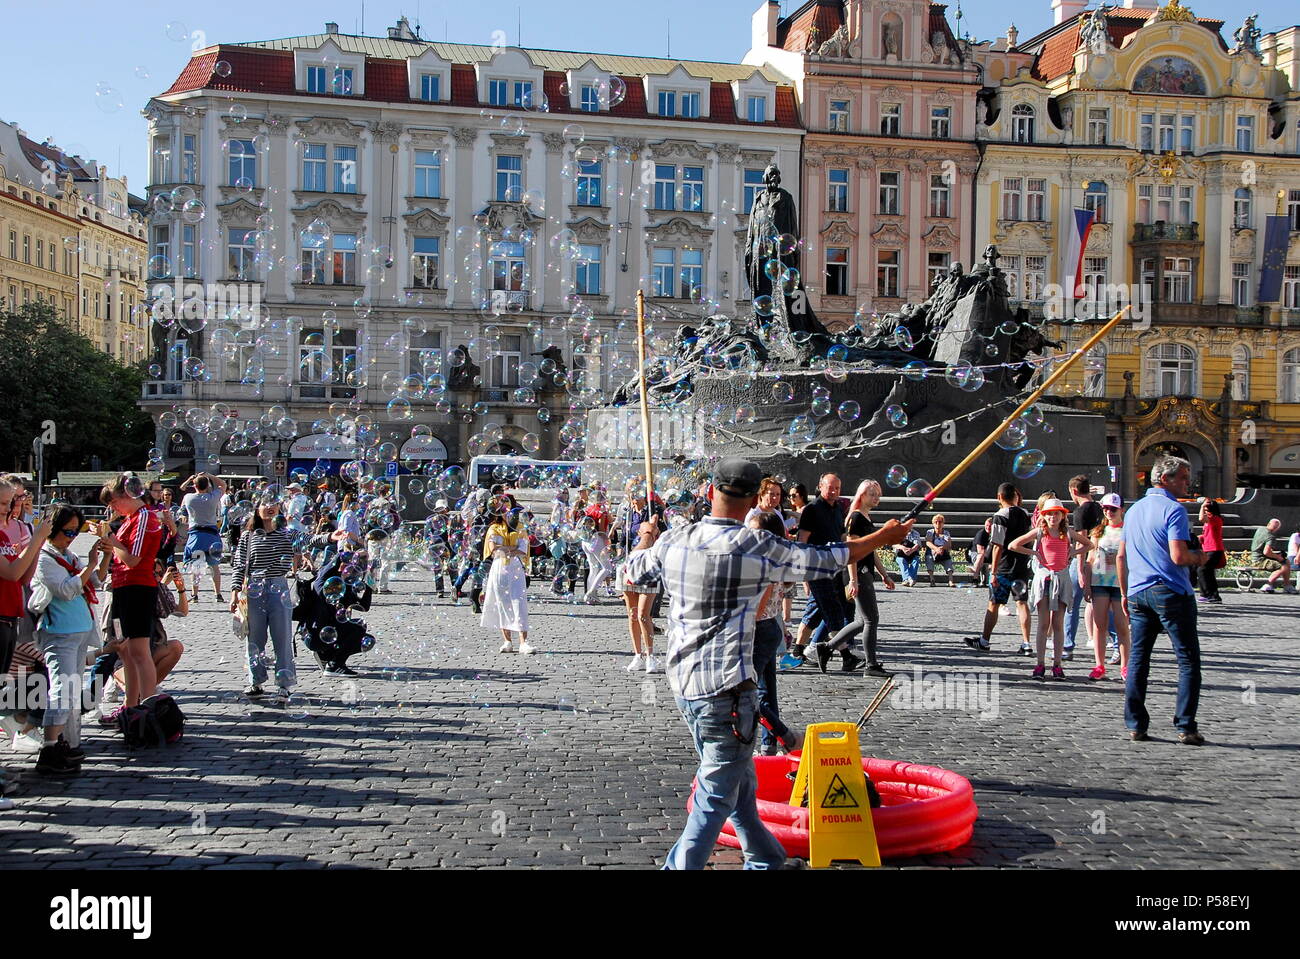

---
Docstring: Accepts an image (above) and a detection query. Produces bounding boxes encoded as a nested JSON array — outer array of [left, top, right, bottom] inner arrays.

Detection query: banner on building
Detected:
[[1258, 215, 1290, 303], [1061, 207, 1096, 299]]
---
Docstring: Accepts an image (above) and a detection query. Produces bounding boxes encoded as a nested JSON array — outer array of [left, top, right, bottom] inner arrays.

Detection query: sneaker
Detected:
[[35, 740, 79, 776], [644, 654, 659, 673], [625, 653, 644, 672], [1051, 666, 1066, 681], [1031, 665, 1046, 680], [499, 641, 515, 653], [215, 593, 225, 604], [1260, 584, 1276, 593], [865, 662, 891, 677], [815, 643, 834, 674], [1121, 665, 1129, 681], [1107, 650, 1121, 665], [59, 737, 85, 763], [1178, 730, 1205, 746], [1208, 597, 1224, 604], [519, 641, 536, 656], [1088, 665, 1106, 681], [1130, 729, 1149, 742], [244, 684, 265, 698], [273, 688, 292, 707], [778, 649, 806, 671], [840, 651, 866, 672], [1019, 643, 1033, 657], [1061, 647, 1074, 661], [190, 592, 199, 603], [8, 730, 41, 754], [0, 797, 13, 811], [1196, 596, 1211, 604], [963, 636, 991, 653], [97, 706, 124, 727], [334, 664, 358, 676]]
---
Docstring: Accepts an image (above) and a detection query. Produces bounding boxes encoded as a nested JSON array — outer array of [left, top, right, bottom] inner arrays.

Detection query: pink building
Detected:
[[747, 0, 982, 328]]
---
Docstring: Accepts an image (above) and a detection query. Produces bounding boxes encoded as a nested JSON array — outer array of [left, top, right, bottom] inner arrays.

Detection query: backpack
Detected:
[[118, 694, 185, 748]]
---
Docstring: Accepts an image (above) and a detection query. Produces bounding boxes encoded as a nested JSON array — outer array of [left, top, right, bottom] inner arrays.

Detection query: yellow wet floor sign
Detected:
[[788, 722, 881, 868]]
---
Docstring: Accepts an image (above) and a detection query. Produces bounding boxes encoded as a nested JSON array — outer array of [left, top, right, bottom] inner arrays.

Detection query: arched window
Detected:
[[1145, 343, 1196, 397], [1084, 343, 1107, 397], [1233, 188, 1252, 230], [1231, 344, 1250, 400], [1011, 104, 1035, 143], [1283, 348, 1300, 403]]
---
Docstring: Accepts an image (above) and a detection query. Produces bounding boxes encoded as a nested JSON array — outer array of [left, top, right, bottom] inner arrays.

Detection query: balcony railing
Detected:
[[142, 381, 185, 399], [1133, 221, 1200, 243], [489, 289, 532, 311]]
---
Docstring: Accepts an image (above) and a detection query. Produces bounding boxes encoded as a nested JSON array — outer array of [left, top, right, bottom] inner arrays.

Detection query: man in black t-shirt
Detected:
[[783, 473, 855, 669], [1066, 474, 1103, 657], [964, 483, 1032, 653], [969, 518, 993, 587]]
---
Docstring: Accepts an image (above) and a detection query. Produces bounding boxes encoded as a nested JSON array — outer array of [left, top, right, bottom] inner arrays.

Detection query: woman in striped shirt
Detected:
[[229, 499, 300, 704]]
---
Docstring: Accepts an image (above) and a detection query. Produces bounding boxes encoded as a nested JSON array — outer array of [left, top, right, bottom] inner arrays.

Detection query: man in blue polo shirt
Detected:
[[1116, 455, 1206, 745]]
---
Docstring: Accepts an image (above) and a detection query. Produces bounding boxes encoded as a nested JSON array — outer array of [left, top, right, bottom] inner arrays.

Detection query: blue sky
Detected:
[[1, 1, 1293, 194]]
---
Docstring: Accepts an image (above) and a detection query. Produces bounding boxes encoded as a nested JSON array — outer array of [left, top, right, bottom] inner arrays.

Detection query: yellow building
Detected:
[[0, 119, 149, 363], [972, 2, 1300, 497]]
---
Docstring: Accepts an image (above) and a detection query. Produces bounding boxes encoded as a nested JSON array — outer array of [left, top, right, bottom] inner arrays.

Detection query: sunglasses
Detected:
[[59, 527, 81, 538]]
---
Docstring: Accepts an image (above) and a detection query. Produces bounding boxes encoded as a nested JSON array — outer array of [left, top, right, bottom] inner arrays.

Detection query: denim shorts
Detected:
[[989, 573, 1030, 606], [1091, 584, 1122, 601]]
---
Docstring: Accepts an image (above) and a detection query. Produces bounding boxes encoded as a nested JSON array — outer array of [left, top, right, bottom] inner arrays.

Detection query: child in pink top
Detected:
[[1010, 498, 1092, 680]]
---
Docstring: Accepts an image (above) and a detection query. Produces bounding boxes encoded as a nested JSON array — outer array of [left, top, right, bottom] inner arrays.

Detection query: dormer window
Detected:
[[746, 96, 767, 123], [420, 74, 440, 102], [489, 80, 508, 106], [580, 85, 600, 112], [658, 91, 700, 119], [306, 65, 354, 95]]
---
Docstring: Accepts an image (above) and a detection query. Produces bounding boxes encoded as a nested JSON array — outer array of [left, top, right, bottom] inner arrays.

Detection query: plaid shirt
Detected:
[[626, 516, 849, 700]]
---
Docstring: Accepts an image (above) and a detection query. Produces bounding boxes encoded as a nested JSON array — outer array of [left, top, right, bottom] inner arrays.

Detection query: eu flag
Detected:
[[1258, 215, 1290, 303]]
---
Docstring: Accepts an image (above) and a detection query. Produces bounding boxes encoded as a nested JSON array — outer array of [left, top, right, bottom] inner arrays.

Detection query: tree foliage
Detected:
[[0, 303, 154, 473]]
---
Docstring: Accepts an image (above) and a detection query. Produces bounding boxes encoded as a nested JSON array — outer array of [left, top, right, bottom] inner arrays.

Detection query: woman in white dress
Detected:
[[481, 510, 534, 654]]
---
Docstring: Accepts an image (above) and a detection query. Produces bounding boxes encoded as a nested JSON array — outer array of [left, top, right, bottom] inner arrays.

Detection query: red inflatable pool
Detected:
[[698, 755, 978, 861]]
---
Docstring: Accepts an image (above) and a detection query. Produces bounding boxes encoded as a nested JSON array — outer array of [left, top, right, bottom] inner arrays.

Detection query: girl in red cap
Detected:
[[1010, 499, 1092, 680]]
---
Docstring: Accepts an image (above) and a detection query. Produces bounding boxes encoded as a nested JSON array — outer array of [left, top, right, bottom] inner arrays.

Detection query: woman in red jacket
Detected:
[[1196, 499, 1224, 604]]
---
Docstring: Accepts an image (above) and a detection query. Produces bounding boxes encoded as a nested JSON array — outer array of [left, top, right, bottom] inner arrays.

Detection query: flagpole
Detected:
[[635, 290, 655, 510]]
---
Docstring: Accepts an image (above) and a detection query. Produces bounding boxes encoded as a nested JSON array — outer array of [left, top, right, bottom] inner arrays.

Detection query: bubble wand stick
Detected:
[[900, 306, 1130, 523], [635, 290, 655, 507]]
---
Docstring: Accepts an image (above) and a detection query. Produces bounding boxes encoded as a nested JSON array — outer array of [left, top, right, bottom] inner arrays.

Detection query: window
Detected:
[[1180, 116, 1195, 154], [876, 250, 900, 298], [420, 74, 440, 102], [1231, 345, 1250, 400], [825, 248, 849, 296], [1001, 178, 1022, 220], [302, 143, 326, 191], [828, 169, 849, 212], [22, 235, 29, 264], [490, 240, 526, 291], [654, 164, 676, 210], [657, 90, 700, 118], [1232, 263, 1251, 307], [1137, 183, 1152, 223], [513, 81, 534, 108], [488, 80, 508, 106], [1147, 343, 1195, 396], [1024, 256, 1046, 301], [679, 249, 703, 299], [657, 90, 676, 117], [1162, 257, 1192, 302], [224, 341, 259, 384], [680, 92, 700, 118], [880, 103, 901, 136], [414, 150, 442, 198], [930, 106, 951, 139], [300, 233, 327, 284], [331, 68, 354, 96], [81, 289, 87, 315], [879, 171, 900, 215], [488, 334, 523, 389], [575, 244, 601, 295], [151, 136, 171, 184], [227, 228, 256, 281], [182, 135, 197, 184], [1087, 108, 1109, 145], [333, 146, 357, 194], [1158, 114, 1175, 153], [653, 165, 703, 212], [151, 226, 169, 276], [496, 154, 522, 202], [1140, 114, 1154, 152], [682, 165, 704, 210], [576, 159, 602, 206], [829, 100, 850, 132], [929, 174, 951, 218], [1289, 190, 1300, 232], [332, 233, 357, 285], [35, 239, 42, 270], [306, 65, 328, 94], [1084, 344, 1107, 397], [927, 251, 950, 292], [1011, 104, 1035, 143], [1177, 185, 1193, 225], [1236, 115, 1254, 152], [747, 96, 767, 123], [1234, 188, 1252, 230], [1084, 181, 1108, 223], [411, 236, 440, 288], [1284, 348, 1300, 403], [1083, 256, 1108, 299], [227, 139, 256, 188], [408, 331, 443, 380], [182, 225, 196, 277], [580, 85, 600, 112], [1285, 266, 1300, 309], [7, 231, 14, 259], [1156, 184, 1173, 222], [652, 247, 675, 297], [742, 168, 764, 214], [1026, 178, 1046, 222]]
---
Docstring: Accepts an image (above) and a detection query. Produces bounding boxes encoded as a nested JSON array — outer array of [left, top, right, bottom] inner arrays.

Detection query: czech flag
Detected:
[[1062, 207, 1096, 299]]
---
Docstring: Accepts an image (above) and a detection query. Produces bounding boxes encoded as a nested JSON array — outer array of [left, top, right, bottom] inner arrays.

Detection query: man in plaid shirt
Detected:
[[627, 457, 913, 869]]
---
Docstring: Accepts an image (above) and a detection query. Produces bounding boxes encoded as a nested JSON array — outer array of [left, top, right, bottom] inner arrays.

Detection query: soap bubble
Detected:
[[1021, 405, 1045, 428], [901, 361, 927, 382], [994, 420, 1028, 451], [94, 82, 123, 114], [1012, 449, 1046, 479], [214, 60, 232, 79], [321, 577, 344, 603], [753, 294, 774, 316], [810, 396, 832, 418], [771, 381, 794, 403], [885, 405, 908, 428], [885, 465, 908, 488], [905, 478, 933, 499], [837, 401, 860, 422]]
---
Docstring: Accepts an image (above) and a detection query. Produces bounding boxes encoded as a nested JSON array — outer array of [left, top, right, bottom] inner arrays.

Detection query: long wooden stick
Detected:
[[901, 306, 1130, 522], [635, 290, 655, 508]]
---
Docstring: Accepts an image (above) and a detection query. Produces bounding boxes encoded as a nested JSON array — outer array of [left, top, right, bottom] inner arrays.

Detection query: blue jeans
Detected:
[[36, 627, 95, 736], [752, 619, 790, 750], [1125, 584, 1201, 734], [666, 688, 787, 870], [898, 553, 920, 582], [807, 577, 849, 647], [246, 577, 296, 690]]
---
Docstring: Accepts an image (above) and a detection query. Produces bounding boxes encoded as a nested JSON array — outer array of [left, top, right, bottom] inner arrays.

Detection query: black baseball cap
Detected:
[[712, 458, 764, 498]]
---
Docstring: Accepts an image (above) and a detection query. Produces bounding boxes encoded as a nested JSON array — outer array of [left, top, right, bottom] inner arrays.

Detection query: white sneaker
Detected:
[[625, 653, 644, 672], [1260, 584, 1276, 593], [104, 680, 122, 704], [519, 641, 536, 656], [644, 653, 660, 674], [9, 731, 41, 754], [499, 641, 514, 653], [0, 797, 13, 811]]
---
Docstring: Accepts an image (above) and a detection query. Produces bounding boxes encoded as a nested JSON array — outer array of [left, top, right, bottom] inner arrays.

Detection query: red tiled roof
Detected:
[[777, 0, 844, 53], [159, 45, 798, 128], [1032, 8, 1227, 81], [18, 135, 97, 179], [929, 4, 960, 51]]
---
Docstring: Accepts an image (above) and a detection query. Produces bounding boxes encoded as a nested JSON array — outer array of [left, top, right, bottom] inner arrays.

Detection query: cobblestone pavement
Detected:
[[1, 570, 1296, 869]]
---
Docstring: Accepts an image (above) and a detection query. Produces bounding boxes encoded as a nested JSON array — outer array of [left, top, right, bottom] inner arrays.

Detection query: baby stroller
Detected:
[[293, 552, 374, 676]]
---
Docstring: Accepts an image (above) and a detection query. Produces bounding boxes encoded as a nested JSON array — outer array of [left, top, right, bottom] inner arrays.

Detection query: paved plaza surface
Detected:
[[2, 570, 1296, 870]]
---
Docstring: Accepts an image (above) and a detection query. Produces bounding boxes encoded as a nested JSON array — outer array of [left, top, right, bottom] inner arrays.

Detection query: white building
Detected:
[[141, 17, 802, 479]]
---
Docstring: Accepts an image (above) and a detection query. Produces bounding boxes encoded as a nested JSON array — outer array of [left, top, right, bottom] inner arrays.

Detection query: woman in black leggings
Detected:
[[826, 479, 895, 677]]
